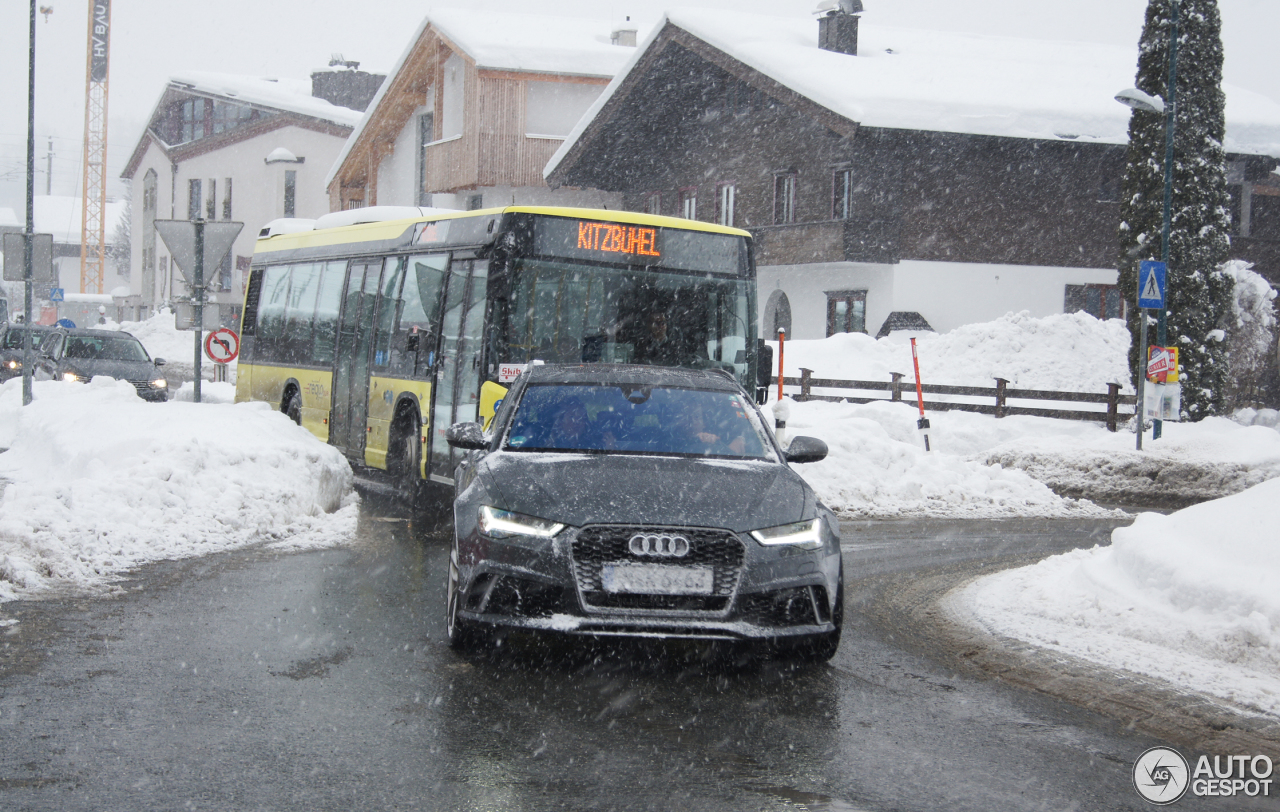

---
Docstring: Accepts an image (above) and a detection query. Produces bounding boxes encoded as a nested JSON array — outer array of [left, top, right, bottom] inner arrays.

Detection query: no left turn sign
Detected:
[[204, 328, 240, 364]]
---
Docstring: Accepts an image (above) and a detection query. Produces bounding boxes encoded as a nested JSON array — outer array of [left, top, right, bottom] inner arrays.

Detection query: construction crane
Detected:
[[80, 0, 111, 294]]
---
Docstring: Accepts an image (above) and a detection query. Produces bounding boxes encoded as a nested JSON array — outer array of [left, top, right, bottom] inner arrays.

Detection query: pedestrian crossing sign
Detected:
[[1138, 260, 1166, 309]]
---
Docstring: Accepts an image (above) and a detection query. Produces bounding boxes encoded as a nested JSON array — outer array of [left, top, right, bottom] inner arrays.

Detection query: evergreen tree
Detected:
[[1117, 0, 1234, 419]]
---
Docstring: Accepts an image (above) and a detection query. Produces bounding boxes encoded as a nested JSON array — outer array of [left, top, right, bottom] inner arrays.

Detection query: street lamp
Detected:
[[1116, 0, 1180, 444]]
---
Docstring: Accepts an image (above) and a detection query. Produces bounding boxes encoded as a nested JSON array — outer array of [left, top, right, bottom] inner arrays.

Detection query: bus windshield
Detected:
[[495, 258, 755, 387]]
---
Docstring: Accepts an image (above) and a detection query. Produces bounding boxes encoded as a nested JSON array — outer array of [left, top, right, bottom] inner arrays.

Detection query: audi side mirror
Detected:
[[446, 421, 487, 450], [784, 435, 827, 464], [154, 358, 166, 366]]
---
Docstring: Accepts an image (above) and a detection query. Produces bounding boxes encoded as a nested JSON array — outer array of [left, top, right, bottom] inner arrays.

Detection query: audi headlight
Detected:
[[151, 378, 168, 389], [478, 505, 564, 540], [750, 518, 824, 550], [62, 372, 83, 383]]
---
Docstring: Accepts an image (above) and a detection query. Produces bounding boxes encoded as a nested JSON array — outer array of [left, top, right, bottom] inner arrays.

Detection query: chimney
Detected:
[[311, 57, 387, 112], [817, 0, 863, 56], [611, 16, 638, 47]]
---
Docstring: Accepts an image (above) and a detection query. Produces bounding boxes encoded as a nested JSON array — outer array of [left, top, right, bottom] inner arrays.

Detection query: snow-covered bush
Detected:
[[1221, 260, 1278, 410]]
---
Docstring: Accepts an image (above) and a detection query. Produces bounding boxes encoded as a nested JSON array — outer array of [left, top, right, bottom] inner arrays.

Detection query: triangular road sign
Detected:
[[1142, 270, 1162, 302], [154, 220, 244, 286], [1138, 260, 1166, 309]]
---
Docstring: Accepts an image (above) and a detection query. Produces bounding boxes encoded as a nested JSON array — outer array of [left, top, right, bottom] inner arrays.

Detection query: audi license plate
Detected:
[[601, 564, 713, 595]]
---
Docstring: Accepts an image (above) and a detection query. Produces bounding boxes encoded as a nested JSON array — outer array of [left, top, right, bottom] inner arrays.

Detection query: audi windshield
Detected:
[[503, 382, 776, 460]]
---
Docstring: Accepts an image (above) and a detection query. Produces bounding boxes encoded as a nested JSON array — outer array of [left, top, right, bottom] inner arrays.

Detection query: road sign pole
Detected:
[[22, 0, 35, 407], [1136, 309, 1148, 451], [193, 219, 203, 404]]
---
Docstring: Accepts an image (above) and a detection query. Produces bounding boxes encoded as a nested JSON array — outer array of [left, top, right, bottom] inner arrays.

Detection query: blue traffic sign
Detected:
[[49, 287, 65, 302], [1138, 261, 1166, 309]]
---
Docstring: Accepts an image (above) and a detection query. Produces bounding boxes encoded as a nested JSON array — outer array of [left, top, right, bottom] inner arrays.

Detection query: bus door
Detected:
[[428, 259, 489, 484], [330, 259, 383, 458]]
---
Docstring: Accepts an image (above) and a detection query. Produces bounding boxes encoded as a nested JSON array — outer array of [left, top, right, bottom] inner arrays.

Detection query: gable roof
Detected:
[[547, 9, 1280, 178], [121, 72, 363, 179], [325, 10, 642, 192]]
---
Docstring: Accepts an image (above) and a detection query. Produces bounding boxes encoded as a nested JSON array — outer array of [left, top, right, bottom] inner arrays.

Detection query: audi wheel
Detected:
[[446, 540, 480, 651]]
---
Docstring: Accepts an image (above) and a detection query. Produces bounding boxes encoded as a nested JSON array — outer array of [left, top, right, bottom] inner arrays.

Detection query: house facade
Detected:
[[546, 9, 1280, 339], [326, 11, 640, 213], [120, 71, 374, 323]]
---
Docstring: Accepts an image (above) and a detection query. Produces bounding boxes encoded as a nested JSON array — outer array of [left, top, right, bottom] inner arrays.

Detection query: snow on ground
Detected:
[[950, 478, 1280, 719], [0, 377, 356, 603], [769, 310, 1280, 516]]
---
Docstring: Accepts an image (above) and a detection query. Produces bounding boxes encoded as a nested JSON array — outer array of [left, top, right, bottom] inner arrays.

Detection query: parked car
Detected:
[[0, 324, 53, 382], [33, 328, 169, 402], [445, 363, 842, 660]]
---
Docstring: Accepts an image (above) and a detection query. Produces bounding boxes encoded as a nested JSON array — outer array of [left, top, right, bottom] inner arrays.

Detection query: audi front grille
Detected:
[[570, 525, 745, 613]]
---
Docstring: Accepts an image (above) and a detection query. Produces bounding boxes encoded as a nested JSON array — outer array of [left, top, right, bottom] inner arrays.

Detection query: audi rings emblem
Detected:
[[628, 533, 691, 558]]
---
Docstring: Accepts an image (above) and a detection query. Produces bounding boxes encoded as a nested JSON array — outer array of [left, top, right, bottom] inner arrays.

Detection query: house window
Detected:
[[1065, 284, 1124, 320], [833, 168, 853, 220], [205, 179, 217, 220], [222, 178, 232, 220], [180, 99, 206, 143], [826, 290, 866, 335], [716, 183, 736, 227], [187, 179, 202, 220], [417, 111, 434, 206], [467, 193, 484, 210], [679, 188, 697, 220], [211, 101, 252, 135], [284, 170, 297, 218], [774, 173, 796, 224], [441, 53, 465, 139], [345, 197, 364, 210], [645, 192, 661, 216]]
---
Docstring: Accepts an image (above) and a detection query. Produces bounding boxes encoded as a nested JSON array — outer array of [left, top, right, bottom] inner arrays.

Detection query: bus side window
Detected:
[[283, 263, 322, 366], [311, 260, 346, 366], [241, 268, 264, 336], [256, 265, 293, 364], [371, 257, 405, 369], [399, 254, 448, 379]]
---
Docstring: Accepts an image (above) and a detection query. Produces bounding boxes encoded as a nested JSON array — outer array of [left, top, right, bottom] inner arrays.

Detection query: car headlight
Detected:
[[5, 360, 19, 370], [478, 505, 564, 540], [62, 372, 83, 383], [151, 378, 167, 388], [750, 518, 824, 550]]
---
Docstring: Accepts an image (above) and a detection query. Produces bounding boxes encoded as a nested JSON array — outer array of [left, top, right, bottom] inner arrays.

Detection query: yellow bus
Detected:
[[235, 206, 761, 506]]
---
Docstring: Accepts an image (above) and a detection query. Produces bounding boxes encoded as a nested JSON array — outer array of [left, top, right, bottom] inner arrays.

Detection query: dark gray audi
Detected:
[[445, 363, 842, 660]]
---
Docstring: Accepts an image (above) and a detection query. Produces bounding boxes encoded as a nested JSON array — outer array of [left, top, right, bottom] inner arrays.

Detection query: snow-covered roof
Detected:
[[548, 10, 1280, 176], [326, 10, 643, 190], [168, 71, 363, 129], [33, 196, 128, 246], [428, 10, 645, 76]]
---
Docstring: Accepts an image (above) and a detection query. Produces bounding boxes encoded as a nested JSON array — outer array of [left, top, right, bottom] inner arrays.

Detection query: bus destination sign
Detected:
[[576, 221, 660, 259]]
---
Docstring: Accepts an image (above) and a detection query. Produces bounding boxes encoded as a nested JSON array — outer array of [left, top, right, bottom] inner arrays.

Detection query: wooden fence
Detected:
[[775, 369, 1137, 432]]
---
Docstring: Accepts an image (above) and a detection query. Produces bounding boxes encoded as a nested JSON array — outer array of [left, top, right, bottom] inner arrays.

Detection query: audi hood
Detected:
[[473, 451, 817, 532]]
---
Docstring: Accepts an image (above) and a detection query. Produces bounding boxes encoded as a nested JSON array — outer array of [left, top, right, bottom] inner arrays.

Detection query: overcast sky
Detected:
[[2, 0, 1278, 216]]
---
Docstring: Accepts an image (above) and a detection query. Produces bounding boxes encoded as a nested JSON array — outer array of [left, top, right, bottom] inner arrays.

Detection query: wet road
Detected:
[[0, 501, 1262, 810]]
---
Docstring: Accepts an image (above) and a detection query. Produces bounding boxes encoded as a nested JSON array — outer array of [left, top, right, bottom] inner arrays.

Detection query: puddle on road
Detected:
[[747, 783, 868, 811]]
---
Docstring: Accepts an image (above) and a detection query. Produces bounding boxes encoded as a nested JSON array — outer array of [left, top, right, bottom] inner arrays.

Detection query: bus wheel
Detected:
[[284, 390, 302, 425], [391, 408, 423, 503]]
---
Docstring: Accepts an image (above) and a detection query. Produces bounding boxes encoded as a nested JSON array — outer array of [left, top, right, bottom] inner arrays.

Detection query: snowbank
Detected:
[[0, 377, 355, 602], [952, 478, 1280, 718]]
